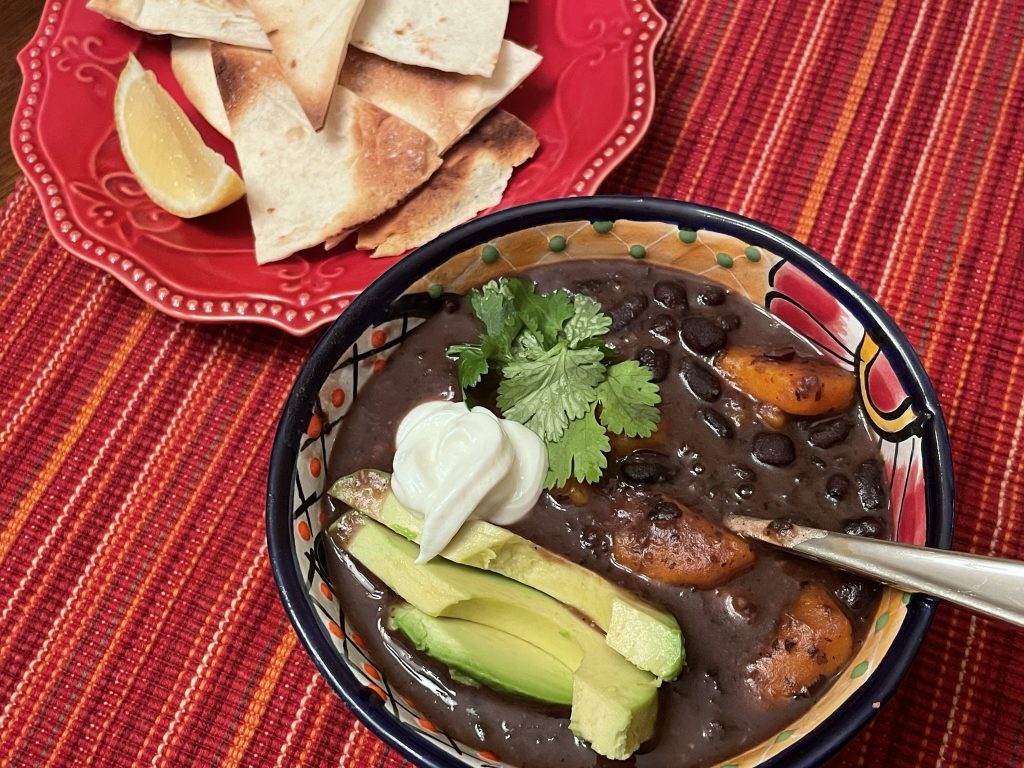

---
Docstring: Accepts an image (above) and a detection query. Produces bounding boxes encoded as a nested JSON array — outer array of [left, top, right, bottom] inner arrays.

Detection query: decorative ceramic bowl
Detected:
[[267, 197, 955, 768]]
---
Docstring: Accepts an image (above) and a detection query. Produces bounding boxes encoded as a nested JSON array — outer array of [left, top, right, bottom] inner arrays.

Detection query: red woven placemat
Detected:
[[2, 0, 1023, 766]]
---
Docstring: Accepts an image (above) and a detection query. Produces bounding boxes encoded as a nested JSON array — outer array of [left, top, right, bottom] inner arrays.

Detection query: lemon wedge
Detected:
[[114, 54, 244, 218]]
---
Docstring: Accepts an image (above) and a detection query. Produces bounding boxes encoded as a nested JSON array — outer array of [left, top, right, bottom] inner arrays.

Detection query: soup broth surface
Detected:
[[323, 259, 889, 768]]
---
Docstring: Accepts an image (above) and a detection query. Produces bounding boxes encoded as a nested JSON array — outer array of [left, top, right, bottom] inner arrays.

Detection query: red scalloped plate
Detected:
[[12, 0, 666, 335]]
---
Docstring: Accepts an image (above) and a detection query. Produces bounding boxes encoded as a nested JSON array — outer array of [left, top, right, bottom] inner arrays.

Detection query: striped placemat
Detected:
[[1, 0, 1023, 766]]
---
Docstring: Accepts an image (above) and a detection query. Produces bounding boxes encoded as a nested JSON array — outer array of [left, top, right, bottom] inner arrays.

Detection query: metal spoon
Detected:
[[725, 515, 1024, 628]]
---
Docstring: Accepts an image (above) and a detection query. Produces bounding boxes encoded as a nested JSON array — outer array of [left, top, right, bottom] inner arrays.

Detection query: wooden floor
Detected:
[[2, 0, 45, 198]]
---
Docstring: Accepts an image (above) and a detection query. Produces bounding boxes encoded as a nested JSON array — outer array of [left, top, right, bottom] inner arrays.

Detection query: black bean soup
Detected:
[[322, 260, 889, 768]]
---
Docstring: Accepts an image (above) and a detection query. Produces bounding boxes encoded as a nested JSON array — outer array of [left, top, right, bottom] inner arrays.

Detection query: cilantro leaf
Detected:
[[448, 344, 490, 389], [513, 284, 575, 347], [596, 361, 662, 437], [564, 294, 612, 348], [469, 281, 521, 360], [511, 328, 544, 358], [497, 342, 605, 441], [470, 280, 516, 337], [545, 410, 610, 487], [446, 275, 663, 487]]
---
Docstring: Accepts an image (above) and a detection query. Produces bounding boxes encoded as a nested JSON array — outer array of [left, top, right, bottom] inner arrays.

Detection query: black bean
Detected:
[[648, 500, 681, 521], [608, 293, 649, 331], [574, 277, 621, 297], [736, 483, 755, 499], [680, 358, 722, 402], [731, 463, 756, 482], [807, 417, 852, 449], [835, 577, 873, 612], [697, 284, 727, 306], [752, 432, 796, 466], [443, 296, 461, 313], [826, 473, 850, 501], [843, 516, 886, 538], [702, 721, 725, 741], [716, 313, 741, 331], [649, 314, 677, 342], [653, 280, 688, 309], [854, 460, 886, 510], [620, 451, 676, 484], [705, 671, 722, 692], [680, 316, 727, 354], [637, 347, 670, 383], [700, 409, 734, 439]]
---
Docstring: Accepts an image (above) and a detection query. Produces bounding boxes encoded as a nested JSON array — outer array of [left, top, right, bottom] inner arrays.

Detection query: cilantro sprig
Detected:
[[447, 278, 661, 488]]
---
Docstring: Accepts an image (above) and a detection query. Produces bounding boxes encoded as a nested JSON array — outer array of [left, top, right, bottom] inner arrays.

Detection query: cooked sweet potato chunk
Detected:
[[612, 498, 755, 588], [747, 583, 854, 701], [714, 347, 856, 416], [754, 401, 788, 430], [550, 478, 590, 507], [608, 426, 667, 458]]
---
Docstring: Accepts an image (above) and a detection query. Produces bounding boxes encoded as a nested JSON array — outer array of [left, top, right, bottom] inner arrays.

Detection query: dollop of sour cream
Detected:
[[391, 400, 547, 563]]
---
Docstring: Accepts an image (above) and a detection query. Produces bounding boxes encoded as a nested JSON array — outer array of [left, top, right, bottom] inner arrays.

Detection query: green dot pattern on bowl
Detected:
[[592, 220, 614, 234], [851, 661, 870, 679], [902, 592, 912, 605], [428, 283, 444, 299], [629, 244, 646, 259], [875, 612, 890, 632], [775, 730, 794, 744], [716, 252, 734, 268], [745, 245, 762, 261], [548, 235, 567, 252], [678, 228, 697, 243], [480, 244, 500, 264]]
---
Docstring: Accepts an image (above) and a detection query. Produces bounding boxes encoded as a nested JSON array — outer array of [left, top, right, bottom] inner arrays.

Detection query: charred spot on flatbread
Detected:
[[210, 43, 274, 120], [357, 110, 537, 257]]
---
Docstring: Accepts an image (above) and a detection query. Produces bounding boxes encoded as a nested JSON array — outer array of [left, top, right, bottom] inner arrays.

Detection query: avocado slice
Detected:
[[337, 514, 659, 760], [389, 602, 574, 705], [328, 469, 683, 680]]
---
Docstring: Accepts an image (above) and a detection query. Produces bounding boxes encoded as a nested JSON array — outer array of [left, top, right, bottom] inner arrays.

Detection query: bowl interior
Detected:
[[268, 199, 954, 768]]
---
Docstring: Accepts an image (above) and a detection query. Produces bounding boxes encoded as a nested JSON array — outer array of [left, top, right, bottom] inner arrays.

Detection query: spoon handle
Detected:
[[726, 516, 1024, 628]]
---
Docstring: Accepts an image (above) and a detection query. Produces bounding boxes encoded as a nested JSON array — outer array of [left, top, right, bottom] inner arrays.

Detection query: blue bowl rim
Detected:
[[266, 195, 955, 768]]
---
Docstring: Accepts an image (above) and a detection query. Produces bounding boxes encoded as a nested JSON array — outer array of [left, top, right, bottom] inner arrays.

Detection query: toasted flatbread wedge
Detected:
[[357, 110, 537, 258], [170, 35, 540, 149], [170, 38, 231, 139], [341, 40, 540, 154], [246, 0, 366, 129], [86, 0, 270, 49], [351, 0, 509, 77], [211, 44, 441, 264]]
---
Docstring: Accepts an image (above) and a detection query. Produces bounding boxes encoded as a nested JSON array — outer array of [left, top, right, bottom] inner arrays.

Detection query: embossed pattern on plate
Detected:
[[12, 0, 667, 335]]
